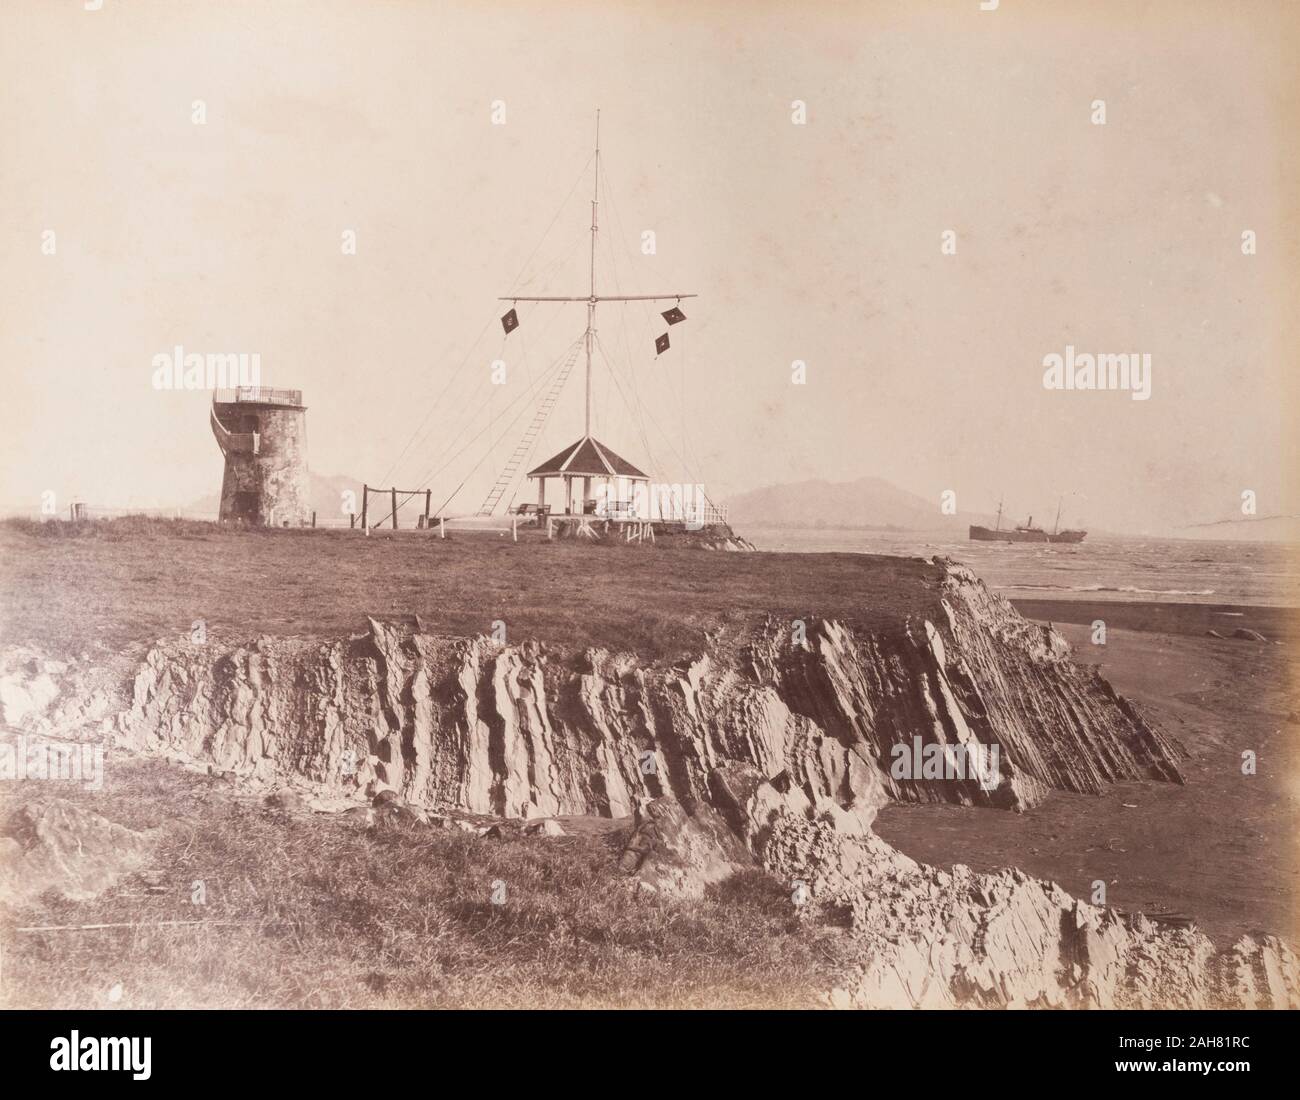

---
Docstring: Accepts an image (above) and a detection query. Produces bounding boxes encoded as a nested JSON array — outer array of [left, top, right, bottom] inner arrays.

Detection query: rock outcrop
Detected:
[[0, 798, 157, 906], [617, 770, 1300, 1009], [756, 796, 1299, 1009], [108, 563, 1182, 818], [619, 797, 754, 897]]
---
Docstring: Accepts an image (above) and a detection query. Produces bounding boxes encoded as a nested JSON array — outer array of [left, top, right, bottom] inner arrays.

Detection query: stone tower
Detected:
[[210, 386, 309, 525]]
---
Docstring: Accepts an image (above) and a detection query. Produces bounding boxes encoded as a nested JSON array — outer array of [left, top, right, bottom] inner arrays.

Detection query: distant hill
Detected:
[[724, 476, 998, 533]]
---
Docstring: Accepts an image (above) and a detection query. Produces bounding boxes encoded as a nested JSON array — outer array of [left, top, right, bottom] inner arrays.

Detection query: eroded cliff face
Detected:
[[6, 558, 1288, 1009], [693, 767, 1299, 1009], [616, 764, 1300, 1009], [115, 563, 1183, 818]]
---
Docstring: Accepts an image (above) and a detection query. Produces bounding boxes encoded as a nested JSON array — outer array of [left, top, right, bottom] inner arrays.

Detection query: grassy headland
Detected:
[[0, 516, 944, 660]]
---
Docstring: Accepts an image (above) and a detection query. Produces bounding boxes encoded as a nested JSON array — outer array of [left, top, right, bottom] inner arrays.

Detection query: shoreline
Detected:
[[877, 616, 1298, 948], [1011, 597, 1300, 641]]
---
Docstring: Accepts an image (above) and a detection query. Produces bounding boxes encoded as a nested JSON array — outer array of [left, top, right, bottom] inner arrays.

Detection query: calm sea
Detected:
[[744, 527, 1300, 608]]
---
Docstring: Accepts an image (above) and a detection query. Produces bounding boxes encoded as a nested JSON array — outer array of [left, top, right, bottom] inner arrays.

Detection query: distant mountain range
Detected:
[[724, 476, 1297, 542]]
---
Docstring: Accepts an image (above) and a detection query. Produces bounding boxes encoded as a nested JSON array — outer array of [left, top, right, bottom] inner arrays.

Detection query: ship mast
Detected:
[[500, 110, 697, 439], [996, 496, 1003, 532], [1053, 495, 1062, 536]]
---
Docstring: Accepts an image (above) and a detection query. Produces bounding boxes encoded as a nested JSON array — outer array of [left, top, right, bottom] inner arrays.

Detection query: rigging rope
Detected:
[[507, 152, 594, 294], [426, 342, 579, 519], [595, 159, 712, 491], [594, 332, 724, 517], [372, 334, 584, 525], [375, 309, 499, 489], [592, 165, 663, 478], [376, 150, 594, 490]]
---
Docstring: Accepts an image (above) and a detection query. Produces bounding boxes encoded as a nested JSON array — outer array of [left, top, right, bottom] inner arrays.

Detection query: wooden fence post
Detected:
[[360, 485, 368, 531], [440, 516, 446, 539], [311, 511, 316, 528], [512, 517, 518, 542], [391, 487, 398, 530], [424, 490, 431, 530]]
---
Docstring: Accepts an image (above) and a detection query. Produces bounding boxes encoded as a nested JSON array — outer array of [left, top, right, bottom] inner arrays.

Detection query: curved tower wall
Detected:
[[211, 390, 310, 526]]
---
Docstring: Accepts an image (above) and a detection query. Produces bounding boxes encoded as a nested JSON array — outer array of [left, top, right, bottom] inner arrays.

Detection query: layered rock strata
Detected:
[[111, 564, 1182, 817], [623, 767, 1299, 1009]]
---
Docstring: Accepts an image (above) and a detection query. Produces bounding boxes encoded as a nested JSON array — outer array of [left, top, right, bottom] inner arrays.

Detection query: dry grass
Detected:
[[0, 516, 943, 662], [0, 759, 852, 1009]]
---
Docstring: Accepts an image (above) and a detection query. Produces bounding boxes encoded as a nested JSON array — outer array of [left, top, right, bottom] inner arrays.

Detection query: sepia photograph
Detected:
[[0, 0, 1296, 1080]]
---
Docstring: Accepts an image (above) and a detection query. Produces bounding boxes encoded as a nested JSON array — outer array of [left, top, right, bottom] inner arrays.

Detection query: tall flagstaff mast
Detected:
[[586, 109, 598, 432], [501, 110, 696, 437]]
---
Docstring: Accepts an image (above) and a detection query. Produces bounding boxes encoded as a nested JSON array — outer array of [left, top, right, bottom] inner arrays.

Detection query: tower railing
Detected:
[[213, 386, 304, 406]]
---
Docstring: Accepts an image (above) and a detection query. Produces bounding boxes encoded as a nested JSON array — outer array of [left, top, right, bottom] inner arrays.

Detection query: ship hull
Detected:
[[969, 525, 1044, 543], [968, 525, 1086, 544]]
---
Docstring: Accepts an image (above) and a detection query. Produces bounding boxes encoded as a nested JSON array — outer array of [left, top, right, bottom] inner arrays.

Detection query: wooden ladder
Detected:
[[478, 341, 582, 516]]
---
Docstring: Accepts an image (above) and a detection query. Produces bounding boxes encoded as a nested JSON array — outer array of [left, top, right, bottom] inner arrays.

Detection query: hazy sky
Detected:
[[2, 0, 1297, 533]]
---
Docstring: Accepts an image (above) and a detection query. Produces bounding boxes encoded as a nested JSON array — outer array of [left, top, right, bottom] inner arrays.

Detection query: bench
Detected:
[[512, 503, 552, 522]]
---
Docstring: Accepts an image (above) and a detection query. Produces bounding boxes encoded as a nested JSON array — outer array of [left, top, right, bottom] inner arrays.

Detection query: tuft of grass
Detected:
[[0, 759, 852, 1009]]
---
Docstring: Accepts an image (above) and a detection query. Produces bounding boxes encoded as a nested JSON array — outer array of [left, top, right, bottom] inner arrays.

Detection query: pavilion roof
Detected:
[[527, 436, 649, 480]]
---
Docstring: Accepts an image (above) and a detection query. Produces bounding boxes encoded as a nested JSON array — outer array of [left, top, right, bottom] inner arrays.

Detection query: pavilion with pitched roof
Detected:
[[526, 435, 649, 517]]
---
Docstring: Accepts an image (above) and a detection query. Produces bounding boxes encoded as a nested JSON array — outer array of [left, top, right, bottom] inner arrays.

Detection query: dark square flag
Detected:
[[661, 305, 686, 325], [500, 307, 519, 335], [655, 332, 670, 355]]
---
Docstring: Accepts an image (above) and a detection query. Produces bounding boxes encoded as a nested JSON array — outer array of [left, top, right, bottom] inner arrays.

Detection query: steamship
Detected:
[[968, 498, 1086, 544]]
